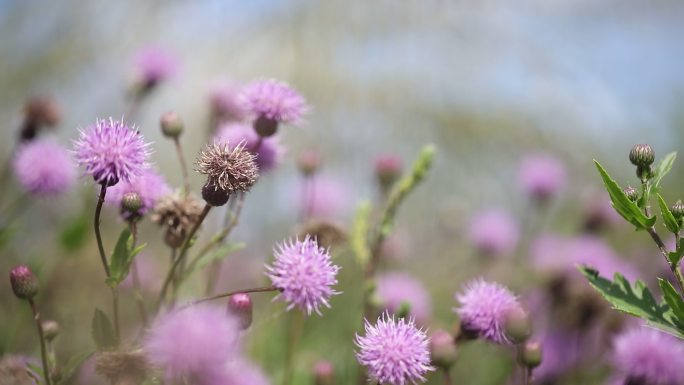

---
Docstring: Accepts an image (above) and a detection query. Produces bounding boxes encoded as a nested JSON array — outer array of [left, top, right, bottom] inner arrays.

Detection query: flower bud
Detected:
[[201, 181, 230, 207], [9, 265, 39, 300], [374, 154, 403, 191], [160, 111, 183, 138], [297, 150, 321, 176], [629, 144, 655, 167], [504, 308, 532, 344], [254, 114, 278, 137], [671, 200, 684, 219], [636, 165, 653, 181], [623, 186, 638, 202], [42, 320, 59, 341], [227, 293, 253, 330], [313, 360, 335, 385], [121, 192, 143, 217], [429, 329, 458, 368], [520, 340, 542, 369]]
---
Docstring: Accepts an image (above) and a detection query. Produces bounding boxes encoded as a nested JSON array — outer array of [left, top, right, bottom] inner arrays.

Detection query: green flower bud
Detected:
[[629, 144, 655, 167], [429, 329, 458, 368], [520, 340, 543, 369], [160, 111, 183, 138], [504, 308, 532, 344], [42, 320, 59, 341], [671, 200, 684, 219]]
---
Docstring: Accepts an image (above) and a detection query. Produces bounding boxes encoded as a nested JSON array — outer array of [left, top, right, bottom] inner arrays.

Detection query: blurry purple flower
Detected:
[[0, 355, 39, 385], [144, 305, 240, 382], [612, 326, 684, 385], [215, 123, 285, 172], [467, 209, 520, 256], [209, 82, 249, 123], [106, 168, 170, 218], [73, 117, 150, 187], [204, 358, 271, 385], [120, 254, 162, 292], [376, 272, 431, 323], [534, 329, 581, 381], [134, 46, 178, 86], [266, 235, 340, 315], [454, 279, 522, 344], [241, 79, 308, 125], [581, 192, 622, 232], [517, 153, 566, 201], [298, 175, 352, 220], [355, 312, 434, 385], [13, 139, 76, 196]]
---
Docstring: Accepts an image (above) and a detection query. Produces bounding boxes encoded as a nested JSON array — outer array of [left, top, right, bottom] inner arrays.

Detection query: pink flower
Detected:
[[517, 154, 566, 201], [13, 139, 75, 196], [241, 79, 308, 125], [376, 272, 431, 323], [467, 209, 519, 256]]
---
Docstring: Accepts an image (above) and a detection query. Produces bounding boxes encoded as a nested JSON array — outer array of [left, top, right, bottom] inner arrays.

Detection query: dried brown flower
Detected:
[[152, 193, 204, 248]]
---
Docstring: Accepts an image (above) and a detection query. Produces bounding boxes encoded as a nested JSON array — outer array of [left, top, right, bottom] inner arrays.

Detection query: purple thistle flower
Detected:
[[517, 153, 566, 202], [376, 272, 432, 323], [13, 139, 76, 196], [203, 359, 271, 385], [241, 79, 308, 125], [105, 168, 170, 218], [73, 117, 150, 186], [134, 46, 178, 87], [612, 327, 684, 385], [215, 122, 285, 173], [454, 279, 523, 344], [144, 304, 240, 382], [298, 175, 352, 220], [210, 82, 249, 123], [355, 312, 434, 385], [467, 209, 520, 257], [265, 235, 340, 315]]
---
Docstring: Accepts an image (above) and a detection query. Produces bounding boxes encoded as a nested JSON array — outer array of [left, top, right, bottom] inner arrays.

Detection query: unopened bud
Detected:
[[121, 192, 143, 217], [671, 200, 684, 219], [42, 320, 59, 341], [429, 330, 458, 368], [227, 293, 253, 330], [9, 265, 39, 300], [160, 111, 183, 138], [202, 181, 230, 207], [297, 150, 321, 176], [629, 144, 655, 168], [254, 114, 278, 137], [313, 360, 335, 385], [374, 154, 403, 190], [636, 165, 654, 181], [504, 308, 532, 344], [520, 340, 543, 369], [623, 186, 638, 202]]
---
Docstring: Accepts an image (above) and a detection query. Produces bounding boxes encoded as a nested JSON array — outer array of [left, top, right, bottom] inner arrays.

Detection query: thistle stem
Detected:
[[94, 184, 110, 277], [442, 368, 453, 385], [157, 204, 212, 309], [173, 137, 191, 196], [28, 299, 52, 385], [283, 311, 304, 385], [186, 285, 279, 307], [129, 221, 149, 326]]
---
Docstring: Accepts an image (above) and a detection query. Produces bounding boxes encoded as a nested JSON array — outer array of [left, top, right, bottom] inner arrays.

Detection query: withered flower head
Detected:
[[152, 193, 204, 248], [196, 142, 259, 201], [296, 220, 347, 249], [95, 350, 149, 385]]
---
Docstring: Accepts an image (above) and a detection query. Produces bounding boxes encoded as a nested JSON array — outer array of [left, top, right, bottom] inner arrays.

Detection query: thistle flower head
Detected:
[[134, 46, 178, 87], [196, 142, 259, 199], [241, 79, 308, 126], [106, 168, 170, 219], [376, 272, 432, 323], [355, 313, 434, 385], [144, 305, 240, 382], [209, 82, 249, 123], [73, 117, 150, 186], [612, 327, 684, 385], [266, 235, 340, 315], [152, 193, 204, 248], [13, 139, 76, 196], [454, 279, 523, 344], [517, 154, 566, 201], [204, 358, 272, 385], [215, 123, 285, 173], [467, 209, 519, 257]]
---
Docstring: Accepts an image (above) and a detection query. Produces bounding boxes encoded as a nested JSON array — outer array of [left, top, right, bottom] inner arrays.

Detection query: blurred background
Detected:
[[1, 1, 684, 384]]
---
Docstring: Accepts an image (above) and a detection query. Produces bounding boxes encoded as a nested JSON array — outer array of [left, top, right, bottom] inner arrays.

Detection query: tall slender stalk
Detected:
[[283, 311, 304, 385], [28, 299, 52, 385], [173, 137, 191, 196], [128, 221, 149, 326], [442, 368, 453, 385], [185, 285, 279, 307], [94, 185, 111, 277]]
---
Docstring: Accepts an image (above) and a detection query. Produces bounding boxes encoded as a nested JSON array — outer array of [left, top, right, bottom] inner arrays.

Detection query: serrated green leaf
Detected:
[[658, 278, 684, 327], [91, 308, 117, 350], [579, 266, 684, 338], [594, 160, 656, 230], [668, 238, 684, 265], [57, 351, 94, 384], [351, 201, 372, 267], [657, 194, 681, 234]]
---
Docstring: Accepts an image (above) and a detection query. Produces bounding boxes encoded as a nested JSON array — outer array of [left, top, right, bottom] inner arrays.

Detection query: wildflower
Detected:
[[612, 327, 684, 385], [95, 350, 149, 385], [298, 175, 351, 220], [106, 168, 170, 219], [144, 305, 240, 382], [196, 142, 259, 206], [152, 193, 204, 248], [9, 265, 39, 300], [13, 139, 76, 196], [133, 46, 178, 89], [160, 111, 184, 138], [204, 358, 271, 385], [355, 313, 434, 385], [215, 123, 284, 173], [467, 209, 519, 257], [429, 330, 458, 368], [73, 117, 150, 186], [266, 236, 340, 315], [209, 82, 249, 124], [454, 279, 523, 344], [297, 150, 321, 176], [227, 293, 253, 330], [376, 272, 431, 323], [517, 153, 566, 202], [313, 360, 334, 385], [375, 154, 403, 190], [241, 79, 308, 136]]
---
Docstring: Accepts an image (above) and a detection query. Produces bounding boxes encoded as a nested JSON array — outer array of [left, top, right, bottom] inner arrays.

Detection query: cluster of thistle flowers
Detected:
[[464, 147, 684, 385]]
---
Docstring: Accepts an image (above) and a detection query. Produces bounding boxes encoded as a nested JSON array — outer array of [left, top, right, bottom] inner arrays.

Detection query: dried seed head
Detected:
[[152, 193, 204, 248], [196, 142, 259, 200], [95, 350, 149, 385], [296, 220, 347, 249]]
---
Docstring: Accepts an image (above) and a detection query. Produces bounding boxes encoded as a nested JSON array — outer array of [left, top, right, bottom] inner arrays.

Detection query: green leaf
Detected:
[[57, 351, 94, 384], [668, 238, 684, 266], [594, 160, 656, 230], [658, 278, 684, 328], [579, 266, 684, 338], [107, 228, 146, 287], [351, 201, 372, 267], [652, 152, 677, 192], [657, 194, 681, 234], [59, 214, 89, 252], [91, 308, 117, 350]]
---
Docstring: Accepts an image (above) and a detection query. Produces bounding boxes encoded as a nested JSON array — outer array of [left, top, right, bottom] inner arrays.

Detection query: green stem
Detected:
[[157, 204, 212, 309], [94, 184, 110, 277], [442, 368, 453, 385], [28, 299, 52, 385], [173, 137, 191, 196], [129, 221, 148, 327], [185, 285, 279, 307], [283, 311, 304, 385]]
